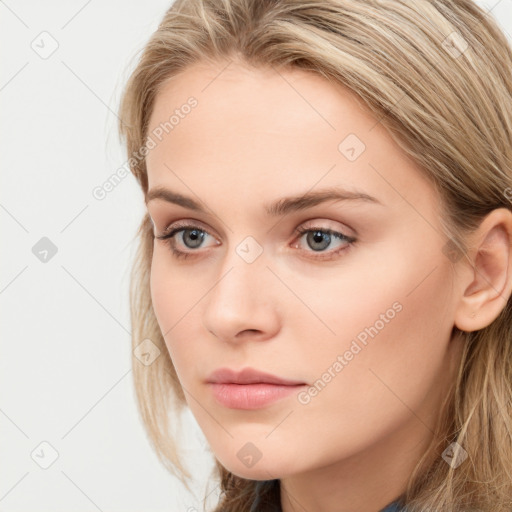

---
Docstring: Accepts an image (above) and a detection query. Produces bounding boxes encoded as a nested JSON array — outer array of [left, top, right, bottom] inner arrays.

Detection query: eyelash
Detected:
[[154, 221, 356, 261]]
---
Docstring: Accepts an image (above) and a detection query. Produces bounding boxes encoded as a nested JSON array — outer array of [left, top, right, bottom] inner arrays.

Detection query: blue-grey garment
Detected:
[[249, 480, 407, 512], [379, 500, 406, 512]]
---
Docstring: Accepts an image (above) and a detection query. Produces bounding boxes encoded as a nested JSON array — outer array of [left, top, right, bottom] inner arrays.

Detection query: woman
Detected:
[[118, 0, 512, 510]]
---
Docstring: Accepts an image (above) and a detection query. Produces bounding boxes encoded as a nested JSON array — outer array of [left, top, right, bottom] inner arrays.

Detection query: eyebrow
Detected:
[[145, 185, 383, 216]]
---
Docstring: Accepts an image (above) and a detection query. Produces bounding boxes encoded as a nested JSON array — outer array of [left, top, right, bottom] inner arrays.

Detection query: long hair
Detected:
[[117, 1, 512, 510]]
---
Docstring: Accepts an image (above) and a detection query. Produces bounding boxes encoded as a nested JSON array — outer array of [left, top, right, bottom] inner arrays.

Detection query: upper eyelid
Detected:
[[161, 221, 354, 245], [160, 219, 351, 238]]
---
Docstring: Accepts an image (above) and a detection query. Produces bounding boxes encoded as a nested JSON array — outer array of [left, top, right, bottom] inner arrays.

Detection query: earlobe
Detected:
[[453, 208, 512, 333]]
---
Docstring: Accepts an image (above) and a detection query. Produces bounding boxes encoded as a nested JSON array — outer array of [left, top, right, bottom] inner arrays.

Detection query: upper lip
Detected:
[[206, 367, 306, 385]]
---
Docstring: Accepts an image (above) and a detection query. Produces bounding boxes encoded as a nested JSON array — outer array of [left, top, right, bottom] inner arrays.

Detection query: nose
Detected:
[[202, 247, 281, 343]]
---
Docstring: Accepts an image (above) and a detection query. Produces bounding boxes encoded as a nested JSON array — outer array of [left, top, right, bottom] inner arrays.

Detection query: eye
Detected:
[[154, 221, 356, 261], [292, 225, 356, 261], [154, 221, 218, 260]]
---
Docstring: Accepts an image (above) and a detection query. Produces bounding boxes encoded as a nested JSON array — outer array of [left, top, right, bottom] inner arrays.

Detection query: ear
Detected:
[[453, 208, 512, 333]]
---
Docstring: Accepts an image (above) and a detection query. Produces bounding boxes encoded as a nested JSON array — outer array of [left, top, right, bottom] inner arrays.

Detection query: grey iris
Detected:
[[183, 229, 205, 248], [308, 230, 330, 251]]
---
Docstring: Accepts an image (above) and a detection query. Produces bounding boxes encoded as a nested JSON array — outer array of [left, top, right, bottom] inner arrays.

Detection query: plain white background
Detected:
[[1, 1, 511, 511]]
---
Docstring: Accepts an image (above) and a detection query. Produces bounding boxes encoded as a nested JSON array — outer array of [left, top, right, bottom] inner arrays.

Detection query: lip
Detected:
[[206, 367, 306, 386], [206, 367, 307, 410]]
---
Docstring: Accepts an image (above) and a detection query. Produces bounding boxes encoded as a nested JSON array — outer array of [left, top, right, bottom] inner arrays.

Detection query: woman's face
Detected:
[[145, 60, 465, 480]]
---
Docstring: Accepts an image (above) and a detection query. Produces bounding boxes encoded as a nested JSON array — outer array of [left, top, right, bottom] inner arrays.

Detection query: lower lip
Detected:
[[208, 383, 306, 409]]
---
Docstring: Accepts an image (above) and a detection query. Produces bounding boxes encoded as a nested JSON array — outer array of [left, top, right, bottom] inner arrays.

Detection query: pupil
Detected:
[[308, 230, 330, 251]]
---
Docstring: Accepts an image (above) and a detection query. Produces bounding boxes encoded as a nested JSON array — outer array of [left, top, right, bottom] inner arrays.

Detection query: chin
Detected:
[[214, 449, 297, 481]]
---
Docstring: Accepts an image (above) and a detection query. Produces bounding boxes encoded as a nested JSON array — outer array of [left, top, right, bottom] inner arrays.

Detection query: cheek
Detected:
[[150, 246, 199, 326], [149, 250, 192, 366], [149, 248, 213, 388], [308, 233, 453, 353], [296, 245, 455, 423], [150, 249, 174, 329]]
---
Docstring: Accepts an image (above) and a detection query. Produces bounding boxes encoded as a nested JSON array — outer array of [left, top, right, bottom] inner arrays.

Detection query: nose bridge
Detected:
[[214, 234, 268, 299], [202, 237, 278, 340], [209, 239, 266, 312]]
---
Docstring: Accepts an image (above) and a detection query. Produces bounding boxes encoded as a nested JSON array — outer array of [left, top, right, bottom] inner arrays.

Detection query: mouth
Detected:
[[206, 367, 307, 409]]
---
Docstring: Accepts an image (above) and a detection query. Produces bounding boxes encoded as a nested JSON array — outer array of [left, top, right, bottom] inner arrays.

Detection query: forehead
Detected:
[[145, 60, 437, 215], [147, 59, 380, 146]]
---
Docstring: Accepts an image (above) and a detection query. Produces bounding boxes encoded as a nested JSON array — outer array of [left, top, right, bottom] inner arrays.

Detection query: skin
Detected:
[[144, 59, 512, 512]]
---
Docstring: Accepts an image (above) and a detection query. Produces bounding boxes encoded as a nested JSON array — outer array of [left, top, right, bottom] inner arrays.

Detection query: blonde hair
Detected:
[[118, 1, 512, 510]]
